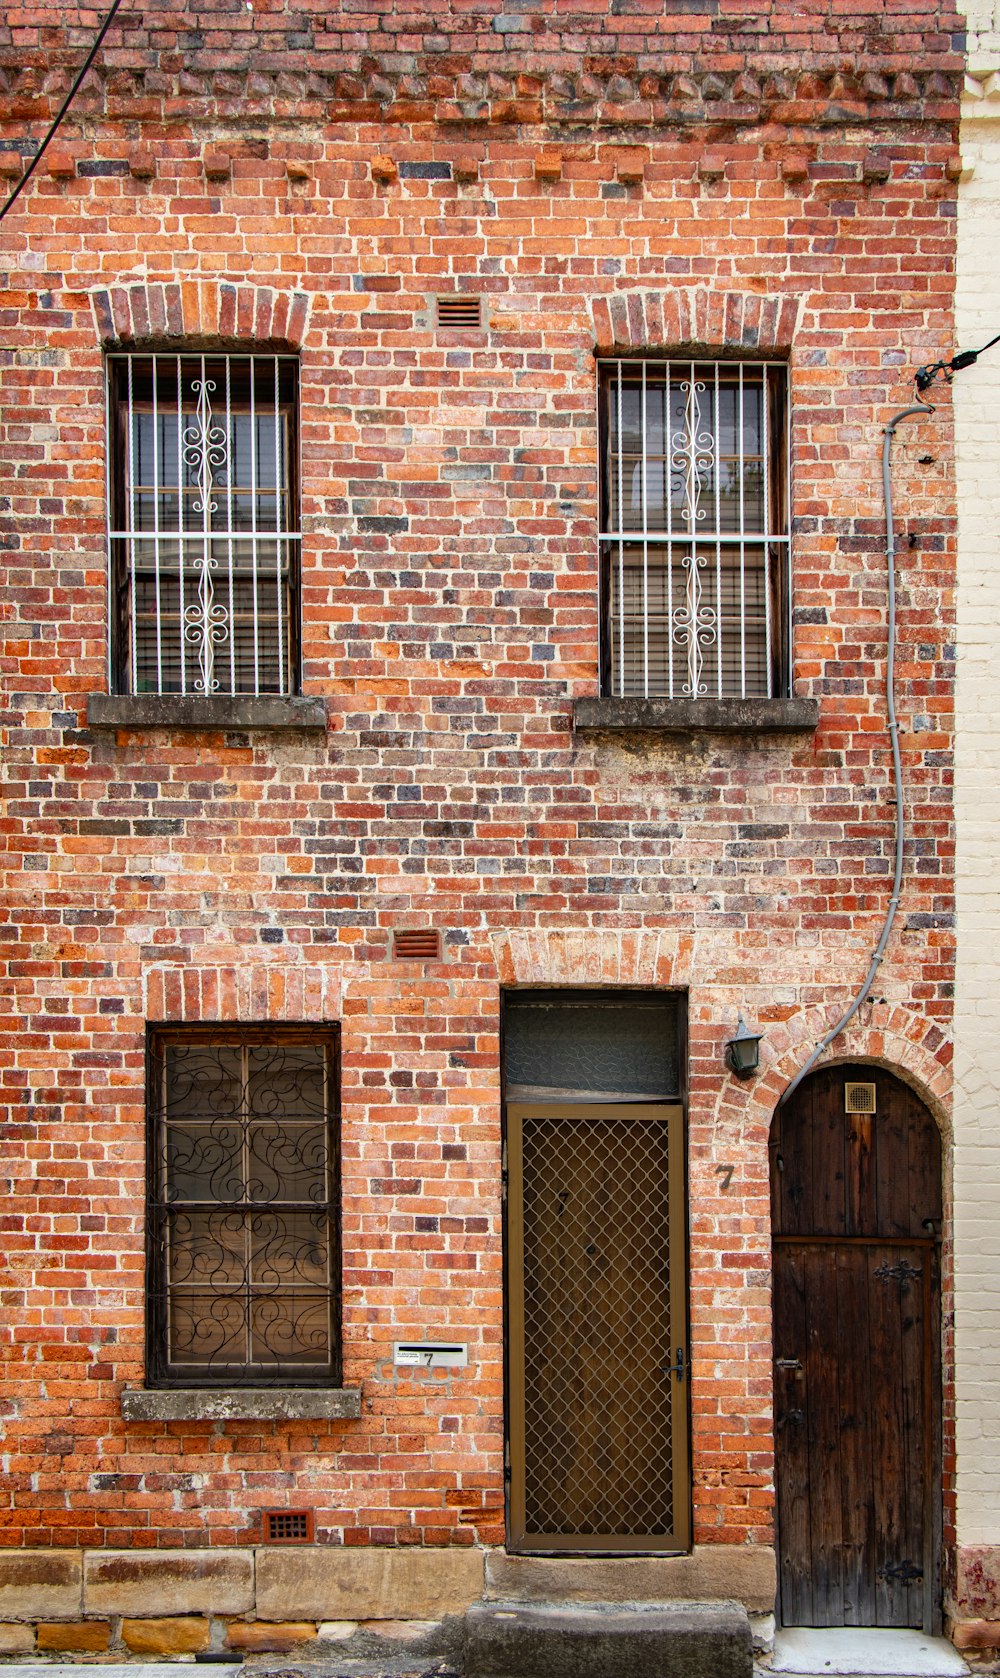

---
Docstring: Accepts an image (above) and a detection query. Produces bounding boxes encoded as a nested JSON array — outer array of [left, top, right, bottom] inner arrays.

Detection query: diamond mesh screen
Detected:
[[520, 1112, 677, 1538]]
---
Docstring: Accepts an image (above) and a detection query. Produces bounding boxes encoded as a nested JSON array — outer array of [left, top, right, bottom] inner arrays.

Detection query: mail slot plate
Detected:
[[393, 1341, 468, 1369]]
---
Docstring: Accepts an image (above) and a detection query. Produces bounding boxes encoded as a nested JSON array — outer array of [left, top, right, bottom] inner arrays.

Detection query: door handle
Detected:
[[664, 1347, 685, 1380], [775, 1358, 802, 1371]]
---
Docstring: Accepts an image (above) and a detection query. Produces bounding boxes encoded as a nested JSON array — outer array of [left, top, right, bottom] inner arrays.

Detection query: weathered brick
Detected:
[[0, 0, 959, 1598]]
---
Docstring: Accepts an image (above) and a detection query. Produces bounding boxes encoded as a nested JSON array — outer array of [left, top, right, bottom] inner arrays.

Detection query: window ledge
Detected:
[[572, 696, 820, 734], [121, 1387, 361, 1423], [87, 695, 328, 732]]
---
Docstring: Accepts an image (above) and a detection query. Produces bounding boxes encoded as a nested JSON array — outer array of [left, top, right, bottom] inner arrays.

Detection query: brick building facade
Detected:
[[0, 0, 974, 1658]]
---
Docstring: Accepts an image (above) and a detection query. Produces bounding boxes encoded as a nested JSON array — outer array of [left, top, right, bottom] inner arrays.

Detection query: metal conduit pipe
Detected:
[[778, 400, 935, 1109]]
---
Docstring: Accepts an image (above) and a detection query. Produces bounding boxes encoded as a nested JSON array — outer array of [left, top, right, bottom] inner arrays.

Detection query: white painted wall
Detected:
[[954, 12, 1000, 1547]]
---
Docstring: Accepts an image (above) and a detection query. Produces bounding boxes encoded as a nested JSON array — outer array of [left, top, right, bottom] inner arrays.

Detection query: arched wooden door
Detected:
[[770, 1065, 942, 1633]]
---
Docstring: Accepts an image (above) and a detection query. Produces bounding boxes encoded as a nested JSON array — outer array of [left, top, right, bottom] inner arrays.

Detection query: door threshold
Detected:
[[768, 1628, 968, 1677]]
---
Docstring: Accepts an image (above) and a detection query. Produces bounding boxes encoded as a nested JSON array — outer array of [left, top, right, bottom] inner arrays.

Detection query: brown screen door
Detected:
[[507, 1102, 689, 1553], [771, 1066, 942, 1632]]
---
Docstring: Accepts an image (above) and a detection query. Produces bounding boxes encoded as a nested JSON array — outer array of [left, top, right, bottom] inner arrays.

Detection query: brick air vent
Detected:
[[262, 1509, 314, 1544], [435, 294, 483, 329], [393, 928, 443, 961], [845, 1082, 877, 1115]]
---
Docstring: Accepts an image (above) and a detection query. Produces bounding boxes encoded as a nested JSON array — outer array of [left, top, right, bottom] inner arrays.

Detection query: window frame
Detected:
[[597, 356, 790, 702], [144, 1024, 341, 1391], [106, 351, 301, 700]]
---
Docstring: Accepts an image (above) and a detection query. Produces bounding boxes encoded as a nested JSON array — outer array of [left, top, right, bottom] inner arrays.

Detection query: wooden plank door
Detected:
[[771, 1067, 942, 1632], [506, 1102, 689, 1553]]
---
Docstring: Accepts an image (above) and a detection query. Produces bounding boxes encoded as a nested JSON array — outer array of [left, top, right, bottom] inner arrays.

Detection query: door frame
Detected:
[[505, 1100, 690, 1554]]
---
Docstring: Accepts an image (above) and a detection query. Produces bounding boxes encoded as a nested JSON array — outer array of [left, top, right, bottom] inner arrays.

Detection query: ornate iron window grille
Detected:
[[107, 353, 300, 696], [598, 358, 790, 700], [146, 1027, 341, 1389]]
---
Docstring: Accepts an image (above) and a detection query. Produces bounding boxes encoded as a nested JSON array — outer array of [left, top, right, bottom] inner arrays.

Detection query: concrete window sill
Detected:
[[87, 695, 328, 732], [121, 1388, 362, 1423], [572, 697, 821, 734]]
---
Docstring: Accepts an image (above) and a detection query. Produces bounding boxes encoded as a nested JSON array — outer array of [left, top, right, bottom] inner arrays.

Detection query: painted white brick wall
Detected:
[[955, 5, 1000, 1545]]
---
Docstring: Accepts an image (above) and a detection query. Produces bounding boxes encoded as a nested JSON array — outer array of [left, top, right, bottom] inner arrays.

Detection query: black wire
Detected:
[[915, 329, 1000, 392], [0, 0, 129, 223]]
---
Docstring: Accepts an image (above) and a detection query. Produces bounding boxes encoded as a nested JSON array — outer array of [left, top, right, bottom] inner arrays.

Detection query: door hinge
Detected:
[[874, 1259, 922, 1286]]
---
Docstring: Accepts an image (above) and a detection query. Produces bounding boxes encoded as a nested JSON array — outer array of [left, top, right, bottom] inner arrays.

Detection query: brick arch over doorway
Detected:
[[745, 1003, 952, 1143]]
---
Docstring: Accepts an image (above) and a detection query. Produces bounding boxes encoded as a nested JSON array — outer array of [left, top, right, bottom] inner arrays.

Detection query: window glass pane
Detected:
[[168, 1293, 246, 1367], [168, 1210, 246, 1287], [250, 1296, 330, 1367], [505, 994, 680, 1101], [247, 1124, 327, 1204], [165, 1122, 244, 1203]]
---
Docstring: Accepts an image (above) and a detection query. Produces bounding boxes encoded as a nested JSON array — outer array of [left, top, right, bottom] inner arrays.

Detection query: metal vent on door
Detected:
[[435, 294, 483, 329], [393, 927, 443, 961], [845, 1081, 877, 1114]]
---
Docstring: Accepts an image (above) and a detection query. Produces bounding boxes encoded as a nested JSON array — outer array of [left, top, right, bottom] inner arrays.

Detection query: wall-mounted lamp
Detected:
[[724, 1013, 764, 1079]]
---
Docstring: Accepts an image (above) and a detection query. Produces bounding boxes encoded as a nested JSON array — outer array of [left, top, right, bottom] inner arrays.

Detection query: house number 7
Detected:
[[716, 1164, 735, 1191]]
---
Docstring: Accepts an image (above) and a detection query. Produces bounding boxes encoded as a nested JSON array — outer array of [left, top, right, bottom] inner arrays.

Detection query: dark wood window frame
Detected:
[[598, 357, 790, 702], [145, 1024, 341, 1390], [107, 352, 301, 699]]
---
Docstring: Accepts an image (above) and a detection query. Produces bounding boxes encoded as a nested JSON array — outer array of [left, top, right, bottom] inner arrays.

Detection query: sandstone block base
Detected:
[[225, 1621, 318, 1652], [256, 1546, 485, 1621], [0, 1623, 34, 1653], [951, 1617, 1000, 1651], [484, 1547, 776, 1614], [84, 1550, 254, 1616], [36, 1620, 111, 1652], [122, 1616, 212, 1654], [0, 1550, 82, 1620]]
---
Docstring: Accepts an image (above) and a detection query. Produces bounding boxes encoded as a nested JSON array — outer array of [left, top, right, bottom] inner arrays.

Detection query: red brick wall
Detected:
[[0, 0, 960, 1558]]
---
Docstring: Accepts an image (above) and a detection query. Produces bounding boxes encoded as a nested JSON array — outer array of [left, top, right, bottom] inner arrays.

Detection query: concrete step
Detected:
[[465, 1598, 753, 1678], [766, 1629, 968, 1677]]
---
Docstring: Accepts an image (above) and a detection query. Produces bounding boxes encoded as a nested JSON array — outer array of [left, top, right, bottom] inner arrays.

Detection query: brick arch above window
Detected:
[[89, 279, 311, 348], [144, 961, 340, 1024], [591, 287, 801, 356]]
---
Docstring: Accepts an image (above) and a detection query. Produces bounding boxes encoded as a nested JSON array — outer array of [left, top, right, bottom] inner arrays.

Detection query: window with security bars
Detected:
[[599, 359, 789, 700], [146, 1028, 340, 1388], [107, 353, 299, 696]]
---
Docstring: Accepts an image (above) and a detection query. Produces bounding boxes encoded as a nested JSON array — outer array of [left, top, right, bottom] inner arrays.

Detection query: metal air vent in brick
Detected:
[[845, 1081, 877, 1115], [393, 928, 443, 961], [435, 294, 483, 330], [262, 1510, 314, 1545]]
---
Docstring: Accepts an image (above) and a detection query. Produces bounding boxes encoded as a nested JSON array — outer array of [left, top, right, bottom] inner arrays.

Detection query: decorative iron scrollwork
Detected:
[[877, 1559, 923, 1585], [874, 1259, 923, 1286], [148, 1031, 340, 1387], [182, 377, 230, 693]]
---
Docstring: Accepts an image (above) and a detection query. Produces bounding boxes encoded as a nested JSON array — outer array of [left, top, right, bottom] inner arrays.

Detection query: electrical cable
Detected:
[[777, 401, 933, 1109], [0, 0, 128, 224], [915, 330, 1000, 392]]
